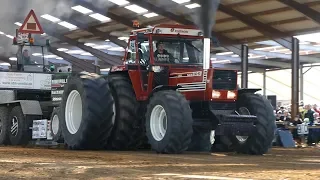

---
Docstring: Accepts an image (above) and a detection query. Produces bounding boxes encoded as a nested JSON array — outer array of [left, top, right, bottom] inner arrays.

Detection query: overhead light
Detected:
[[44, 55, 57, 58], [299, 42, 310, 45], [216, 52, 233, 56], [0, 63, 10, 66], [212, 60, 231, 64], [231, 54, 239, 57], [32, 53, 42, 56], [6, 35, 14, 39], [125, 4, 148, 14], [41, 33, 46, 36], [118, 36, 129, 40], [270, 49, 290, 53], [71, 5, 93, 15], [66, 50, 84, 54], [185, 3, 200, 9], [89, 13, 111, 22], [58, 21, 78, 30], [84, 43, 96, 47], [41, 14, 61, 23], [254, 46, 282, 51], [14, 22, 22, 26], [0, 31, 4, 35], [108, 47, 125, 51], [81, 52, 93, 56], [105, 39, 110, 41], [101, 68, 110, 71], [108, 0, 129, 6], [56, 57, 63, 60], [249, 55, 265, 59], [143, 12, 158, 18], [172, 0, 190, 4], [93, 45, 111, 49], [9, 57, 17, 61], [57, 48, 68, 51]]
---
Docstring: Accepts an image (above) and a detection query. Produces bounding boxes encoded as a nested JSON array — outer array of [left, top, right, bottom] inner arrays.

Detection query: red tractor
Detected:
[[59, 24, 276, 154]]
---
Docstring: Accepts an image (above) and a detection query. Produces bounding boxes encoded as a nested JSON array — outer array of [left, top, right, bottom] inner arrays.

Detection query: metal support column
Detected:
[[300, 65, 304, 102], [241, 44, 249, 88], [263, 71, 267, 97], [291, 37, 300, 120]]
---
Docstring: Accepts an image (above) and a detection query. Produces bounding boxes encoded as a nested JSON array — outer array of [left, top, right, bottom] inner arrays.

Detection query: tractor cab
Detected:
[[125, 24, 204, 68], [111, 24, 237, 101], [12, 31, 52, 72]]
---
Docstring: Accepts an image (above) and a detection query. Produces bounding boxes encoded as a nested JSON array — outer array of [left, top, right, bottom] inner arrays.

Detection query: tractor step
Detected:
[[215, 114, 257, 136]]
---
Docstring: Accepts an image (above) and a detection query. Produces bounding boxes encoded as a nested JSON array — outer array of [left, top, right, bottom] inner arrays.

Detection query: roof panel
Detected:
[[223, 0, 251, 6], [273, 20, 320, 32], [214, 20, 248, 31], [310, 4, 320, 12], [224, 29, 263, 40], [65, 30, 93, 39], [97, 24, 128, 32], [234, 1, 287, 14], [254, 10, 304, 23], [215, 11, 232, 20]]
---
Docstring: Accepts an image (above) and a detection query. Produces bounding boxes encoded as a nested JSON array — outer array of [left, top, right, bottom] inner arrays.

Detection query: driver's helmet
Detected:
[[156, 41, 164, 48]]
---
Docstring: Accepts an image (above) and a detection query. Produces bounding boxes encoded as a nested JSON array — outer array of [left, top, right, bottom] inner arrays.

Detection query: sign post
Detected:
[[18, 10, 44, 34]]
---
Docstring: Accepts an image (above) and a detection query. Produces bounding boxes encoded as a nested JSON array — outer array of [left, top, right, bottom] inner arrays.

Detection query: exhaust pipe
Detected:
[[203, 38, 210, 70], [197, 0, 221, 70]]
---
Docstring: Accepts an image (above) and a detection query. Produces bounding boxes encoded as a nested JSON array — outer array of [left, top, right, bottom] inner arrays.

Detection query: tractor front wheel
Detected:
[[145, 90, 193, 154], [214, 93, 276, 155]]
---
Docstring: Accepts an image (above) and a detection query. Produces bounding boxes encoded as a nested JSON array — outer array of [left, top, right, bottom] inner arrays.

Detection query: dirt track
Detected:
[[0, 147, 319, 180]]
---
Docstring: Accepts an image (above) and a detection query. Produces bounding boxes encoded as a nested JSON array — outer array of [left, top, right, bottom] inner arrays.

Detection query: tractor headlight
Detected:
[[227, 91, 236, 99], [212, 90, 221, 98]]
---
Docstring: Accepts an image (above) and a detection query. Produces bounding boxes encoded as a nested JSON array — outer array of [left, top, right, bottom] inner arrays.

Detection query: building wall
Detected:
[[237, 67, 320, 105]]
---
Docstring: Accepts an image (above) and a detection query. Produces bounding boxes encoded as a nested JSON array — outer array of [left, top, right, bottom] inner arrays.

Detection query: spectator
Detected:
[[279, 110, 291, 122], [313, 104, 320, 114], [304, 104, 315, 126]]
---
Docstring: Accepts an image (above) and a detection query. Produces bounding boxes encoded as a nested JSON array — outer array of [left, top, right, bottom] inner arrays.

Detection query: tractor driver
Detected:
[[154, 41, 174, 63], [22, 49, 32, 65]]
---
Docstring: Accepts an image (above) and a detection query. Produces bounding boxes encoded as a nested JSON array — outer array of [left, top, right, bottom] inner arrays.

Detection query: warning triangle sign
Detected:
[[18, 10, 44, 34]]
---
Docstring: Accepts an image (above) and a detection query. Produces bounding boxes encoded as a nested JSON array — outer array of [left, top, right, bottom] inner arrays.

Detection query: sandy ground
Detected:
[[0, 147, 318, 180]]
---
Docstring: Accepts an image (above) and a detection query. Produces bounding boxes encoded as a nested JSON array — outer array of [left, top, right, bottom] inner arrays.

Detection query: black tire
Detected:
[[219, 93, 276, 155], [0, 107, 10, 145], [50, 107, 64, 143], [211, 135, 234, 152], [145, 90, 193, 154], [106, 74, 140, 150], [60, 72, 114, 150], [8, 106, 31, 145], [188, 128, 212, 152]]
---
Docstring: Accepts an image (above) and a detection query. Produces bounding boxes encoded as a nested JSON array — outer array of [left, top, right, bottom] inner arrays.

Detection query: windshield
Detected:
[[17, 46, 48, 65], [152, 36, 203, 65]]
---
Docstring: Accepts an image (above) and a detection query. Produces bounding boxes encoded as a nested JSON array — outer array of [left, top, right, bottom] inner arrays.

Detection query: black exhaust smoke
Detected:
[[196, 0, 221, 69], [197, 0, 221, 38]]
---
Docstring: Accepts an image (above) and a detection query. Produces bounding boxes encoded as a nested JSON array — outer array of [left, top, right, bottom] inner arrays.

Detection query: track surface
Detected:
[[0, 147, 319, 180]]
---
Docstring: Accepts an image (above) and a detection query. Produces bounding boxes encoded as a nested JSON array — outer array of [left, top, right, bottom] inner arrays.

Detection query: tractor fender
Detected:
[[238, 88, 261, 96], [0, 100, 42, 115], [148, 85, 179, 100]]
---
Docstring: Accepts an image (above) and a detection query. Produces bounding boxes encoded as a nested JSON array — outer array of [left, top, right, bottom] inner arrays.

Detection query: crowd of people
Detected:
[[276, 104, 320, 125], [275, 103, 320, 147]]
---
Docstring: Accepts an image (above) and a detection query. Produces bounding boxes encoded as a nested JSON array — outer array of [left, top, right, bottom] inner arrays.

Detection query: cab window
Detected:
[[125, 39, 136, 64]]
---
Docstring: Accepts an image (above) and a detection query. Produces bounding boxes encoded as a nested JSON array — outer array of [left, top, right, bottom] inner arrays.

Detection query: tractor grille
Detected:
[[209, 102, 236, 110], [212, 70, 237, 90]]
